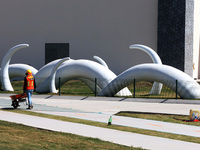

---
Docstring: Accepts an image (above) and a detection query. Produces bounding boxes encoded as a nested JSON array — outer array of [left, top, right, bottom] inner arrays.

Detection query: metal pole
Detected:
[[95, 78, 97, 97], [176, 79, 178, 100], [59, 77, 61, 96], [133, 79, 136, 98]]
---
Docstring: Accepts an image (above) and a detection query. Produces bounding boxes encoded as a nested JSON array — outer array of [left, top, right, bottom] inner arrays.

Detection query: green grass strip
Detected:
[[0, 120, 143, 150], [116, 111, 200, 126]]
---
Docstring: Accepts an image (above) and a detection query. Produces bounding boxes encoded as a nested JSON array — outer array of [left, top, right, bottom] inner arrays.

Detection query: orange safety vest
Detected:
[[25, 75, 34, 90]]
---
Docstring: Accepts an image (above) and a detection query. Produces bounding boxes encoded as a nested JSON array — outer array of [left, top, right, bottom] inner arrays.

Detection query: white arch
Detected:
[[56, 60, 132, 96], [49, 57, 70, 93], [35, 59, 75, 88], [36, 59, 132, 96], [129, 44, 163, 95], [36, 58, 71, 93], [1, 44, 29, 91], [8, 64, 38, 79], [98, 64, 200, 99], [0, 64, 38, 87]]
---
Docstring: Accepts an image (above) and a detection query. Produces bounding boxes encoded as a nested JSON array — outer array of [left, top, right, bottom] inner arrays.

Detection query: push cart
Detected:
[[10, 93, 27, 109]]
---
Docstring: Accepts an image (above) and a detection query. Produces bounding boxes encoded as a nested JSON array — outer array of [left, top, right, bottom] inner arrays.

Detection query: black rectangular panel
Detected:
[[45, 43, 69, 64]]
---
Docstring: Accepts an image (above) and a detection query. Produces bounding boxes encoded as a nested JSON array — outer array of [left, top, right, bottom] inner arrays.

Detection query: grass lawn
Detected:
[[115, 111, 200, 126], [0, 120, 142, 150]]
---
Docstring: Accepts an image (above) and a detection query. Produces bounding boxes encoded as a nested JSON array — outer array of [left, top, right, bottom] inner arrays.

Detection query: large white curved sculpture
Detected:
[[98, 64, 200, 99], [8, 64, 38, 79], [36, 58, 71, 93], [35, 59, 75, 89], [55, 59, 132, 96], [49, 57, 70, 93], [78, 56, 109, 94], [0, 64, 38, 80], [55, 59, 116, 90], [2, 44, 200, 99], [130, 44, 163, 95], [34, 59, 99, 93], [0, 64, 38, 88], [1, 44, 29, 91], [36, 59, 132, 96]]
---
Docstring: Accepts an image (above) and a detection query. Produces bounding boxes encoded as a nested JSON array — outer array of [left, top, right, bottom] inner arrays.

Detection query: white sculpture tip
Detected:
[[129, 44, 143, 49], [18, 44, 29, 47]]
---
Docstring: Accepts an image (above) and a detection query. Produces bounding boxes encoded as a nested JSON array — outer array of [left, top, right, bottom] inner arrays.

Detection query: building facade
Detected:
[[158, 0, 200, 79], [0, 0, 199, 78]]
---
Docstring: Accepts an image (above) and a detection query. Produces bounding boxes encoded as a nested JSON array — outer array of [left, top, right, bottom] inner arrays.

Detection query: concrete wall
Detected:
[[0, 0, 158, 75], [193, 0, 200, 79]]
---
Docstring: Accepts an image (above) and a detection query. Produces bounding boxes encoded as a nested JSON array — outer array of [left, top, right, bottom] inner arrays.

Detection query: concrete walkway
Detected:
[[0, 94, 200, 149], [0, 110, 200, 150]]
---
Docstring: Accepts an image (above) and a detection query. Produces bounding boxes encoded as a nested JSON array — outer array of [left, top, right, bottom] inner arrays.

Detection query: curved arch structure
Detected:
[[36, 58, 71, 93], [1, 44, 29, 91], [36, 59, 132, 96], [93, 56, 109, 69], [129, 44, 163, 95], [55, 59, 116, 90], [55, 60, 131, 96], [8, 64, 38, 79], [49, 57, 70, 93], [98, 64, 200, 99], [0, 64, 38, 87], [35, 59, 75, 88], [129, 44, 162, 64], [2, 44, 200, 99]]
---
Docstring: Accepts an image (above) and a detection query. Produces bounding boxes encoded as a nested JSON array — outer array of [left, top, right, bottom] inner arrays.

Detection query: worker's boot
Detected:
[[27, 104, 31, 109]]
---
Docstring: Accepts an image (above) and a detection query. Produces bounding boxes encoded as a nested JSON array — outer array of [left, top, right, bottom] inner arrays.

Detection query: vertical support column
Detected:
[[176, 80, 178, 100], [133, 79, 136, 98], [193, 0, 200, 79], [59, 77, 61, 96], [185, 0, 194, 77], [95, 78, 97, 97]]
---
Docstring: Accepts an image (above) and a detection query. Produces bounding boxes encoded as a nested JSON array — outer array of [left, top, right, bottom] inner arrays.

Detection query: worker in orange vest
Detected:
[[23, 69, 36, 109]]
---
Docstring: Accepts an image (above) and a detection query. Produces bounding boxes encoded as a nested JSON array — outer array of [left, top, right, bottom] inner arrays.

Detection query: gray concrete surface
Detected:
[[1, 94, 200, 149], [0, 110, 200, 150]]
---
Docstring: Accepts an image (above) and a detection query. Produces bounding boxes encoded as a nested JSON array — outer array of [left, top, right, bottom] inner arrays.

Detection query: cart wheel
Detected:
[[12, 100, 19, 109]]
